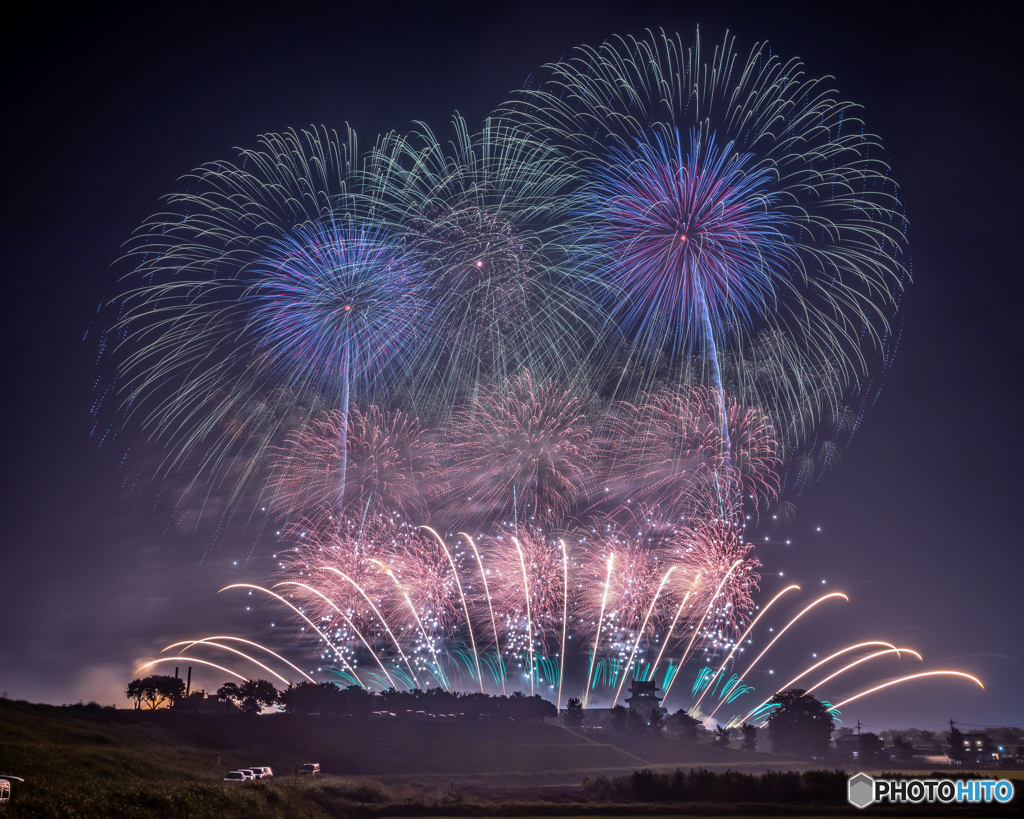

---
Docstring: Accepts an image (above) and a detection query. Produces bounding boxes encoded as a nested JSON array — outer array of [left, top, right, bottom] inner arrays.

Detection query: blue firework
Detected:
[[588, 129, 792, 361], [250, 217, 432, 405]]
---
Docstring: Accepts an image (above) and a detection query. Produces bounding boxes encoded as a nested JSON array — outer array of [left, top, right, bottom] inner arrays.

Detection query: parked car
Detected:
[[223, 771, 247, 782], [250, 766, 273, 778], [0, 776, 25, 802], [298, 763, 320, 776], [238, 769, 256, 780]]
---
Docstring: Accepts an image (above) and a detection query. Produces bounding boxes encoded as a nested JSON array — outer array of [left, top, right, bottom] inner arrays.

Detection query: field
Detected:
[[0, 698, 1018, 818]]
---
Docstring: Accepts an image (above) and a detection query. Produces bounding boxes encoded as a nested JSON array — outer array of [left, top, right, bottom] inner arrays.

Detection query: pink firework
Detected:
[[380, 528, 471, 639], [595, 386, 778, 520], [274, 515, 393, 637], [269, 406, 437, 525], [476, 525, 571, 656], [573, 522, 684, 650], [436, 371, 595, 529], [666, 518, 761, 651]]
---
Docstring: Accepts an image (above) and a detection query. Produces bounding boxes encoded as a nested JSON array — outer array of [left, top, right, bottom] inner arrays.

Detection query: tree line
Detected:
[[125, 675, 557, 720]]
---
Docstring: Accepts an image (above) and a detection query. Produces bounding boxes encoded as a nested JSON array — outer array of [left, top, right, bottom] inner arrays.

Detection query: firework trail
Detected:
[[512, 28, 908, 463], [574, 524, 686, 665], [671, 518, 761, 648], [477, 526, 570, 659], [269, 405, 437, 526], [435, 371, 596, 531]]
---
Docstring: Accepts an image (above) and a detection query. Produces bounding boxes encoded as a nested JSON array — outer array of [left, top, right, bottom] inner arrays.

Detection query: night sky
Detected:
[[2, 1, 1021, 736]]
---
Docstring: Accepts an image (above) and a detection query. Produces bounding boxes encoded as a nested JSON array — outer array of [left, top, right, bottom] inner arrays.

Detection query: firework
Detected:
[[366, 114, 604, 403], [269, 405, 437, 525], [117, 32, 982, 726], [671, 518, 761, 646], [513, 29, 908, 457], [111, 128, 433, 512], [434, 371, 596, 530], [478, 526, 570, 657], [595, 385, 779, 520]]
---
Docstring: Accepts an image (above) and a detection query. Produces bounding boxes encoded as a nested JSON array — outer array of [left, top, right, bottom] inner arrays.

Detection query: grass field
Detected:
[[1, 697, 1018, 817]]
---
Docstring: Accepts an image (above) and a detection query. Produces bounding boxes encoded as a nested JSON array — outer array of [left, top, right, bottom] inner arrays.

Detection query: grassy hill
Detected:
[[0, 696, 887, 818], [0, 696, 816, 815]]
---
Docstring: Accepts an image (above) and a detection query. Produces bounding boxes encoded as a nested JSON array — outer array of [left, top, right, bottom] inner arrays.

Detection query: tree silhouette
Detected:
[[674, 708, 701, 742], [626, 708, 647, 734], [947, 727, 966, 765], [237, 679, 280, 714], [562, 697, 586, 729], [740, 722, 757, 752], [713, 723, 732, 748], [892, 734, 915, 762], [764, 689, 834, 758], [126, 675, 185, 710], [648, 707, 665, 737], [608, 704, 628, 733], [859, 731, 887, 765]]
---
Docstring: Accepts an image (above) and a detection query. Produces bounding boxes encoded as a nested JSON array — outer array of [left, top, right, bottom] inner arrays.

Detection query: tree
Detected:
[[626, 707, 648, 734], [126, 678, 145, 710], [126, 675, 185, 710], [237, 679, 279, 714], [892, 734, 915, 762], [217, 682, 242, 712], [859, 732, 887, 765], [562, 697, 586, 729], [648, 707, 666, 737], [674, 709, 701, 742], [764, 689, 834, 759], [608, 704, 628, 733], [279, 681, 322, 715], [947, 727, 965, 765], [740, 722, 757, 753], [713, 724, 732, 748]]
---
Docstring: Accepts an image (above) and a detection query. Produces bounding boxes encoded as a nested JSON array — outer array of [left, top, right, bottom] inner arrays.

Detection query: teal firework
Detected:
[[365, 114, 605, 405]]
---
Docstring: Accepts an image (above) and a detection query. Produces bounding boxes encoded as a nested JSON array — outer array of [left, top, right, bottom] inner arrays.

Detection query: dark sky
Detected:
[[2, 1, 1021, 735]]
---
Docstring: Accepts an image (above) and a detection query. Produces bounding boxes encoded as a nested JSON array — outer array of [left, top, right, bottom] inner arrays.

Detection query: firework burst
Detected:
[[367, 115, 604, 403], [478, 526, 570, 657], [596, 386, 779, 520], [269, 405, 437, 526], [513, 28, 908, 455], [111, 128, 433, 513], [435, 371, 596, 530]]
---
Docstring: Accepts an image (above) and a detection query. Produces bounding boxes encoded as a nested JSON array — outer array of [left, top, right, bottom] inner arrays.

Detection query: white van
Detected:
[[298, 763, 320, 776], [0, 776, 23, 803]]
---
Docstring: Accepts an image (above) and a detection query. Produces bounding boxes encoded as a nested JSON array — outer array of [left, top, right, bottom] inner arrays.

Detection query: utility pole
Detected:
[[856, 719, 861, 735]]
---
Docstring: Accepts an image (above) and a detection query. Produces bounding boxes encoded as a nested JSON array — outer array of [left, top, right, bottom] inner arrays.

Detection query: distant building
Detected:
[[960, 731, 998, 764], [834, 733, 861, 758], [624, 679, 663, 715]]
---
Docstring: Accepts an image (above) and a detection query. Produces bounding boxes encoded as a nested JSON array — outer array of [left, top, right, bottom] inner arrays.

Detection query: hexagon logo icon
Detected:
[[848, 772, 875, 808]]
